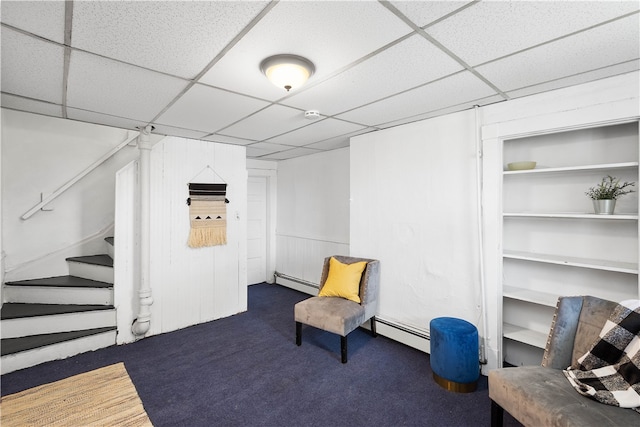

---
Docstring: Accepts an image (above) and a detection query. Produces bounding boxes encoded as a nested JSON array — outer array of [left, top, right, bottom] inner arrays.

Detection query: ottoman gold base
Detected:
[[433, 372, 478, 393]]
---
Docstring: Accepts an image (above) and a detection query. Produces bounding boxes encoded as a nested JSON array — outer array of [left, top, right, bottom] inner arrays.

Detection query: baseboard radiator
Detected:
[[375, 317, 430, 341], [274, 271, 430, 341], [274, 271, 319, 289]]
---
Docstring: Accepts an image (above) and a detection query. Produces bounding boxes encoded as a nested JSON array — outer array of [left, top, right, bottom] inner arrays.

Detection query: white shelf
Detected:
[[503, 212, 638, 220], [498, 121, 639, 367], [503, 323, 548, 349], [503, 250, 638, 274], [503, 286, 559, 307], [504, 161, 638, 175]]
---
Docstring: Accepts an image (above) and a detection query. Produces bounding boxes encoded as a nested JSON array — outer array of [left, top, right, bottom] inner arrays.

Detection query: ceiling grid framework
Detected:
[[1, 0, 638, 161]]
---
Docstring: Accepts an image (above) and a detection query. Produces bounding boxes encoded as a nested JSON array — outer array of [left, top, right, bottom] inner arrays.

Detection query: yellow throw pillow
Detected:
[[318, 257, 367, 303]]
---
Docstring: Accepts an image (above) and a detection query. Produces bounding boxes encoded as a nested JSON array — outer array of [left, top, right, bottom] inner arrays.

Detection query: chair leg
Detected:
[[490, 400, 504, 427], [296, 322, 302, 346], [341, 335, 348, 363], [371, 316, 377, 337]]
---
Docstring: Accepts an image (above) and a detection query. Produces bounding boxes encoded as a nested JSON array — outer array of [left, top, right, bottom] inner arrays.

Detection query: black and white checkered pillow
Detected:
[[564, 300, 640, 412]]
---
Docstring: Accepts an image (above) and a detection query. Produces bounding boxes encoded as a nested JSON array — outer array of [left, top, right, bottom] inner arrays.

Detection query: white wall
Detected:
[[350, 109, 482, 349], [275, 148, 350, 292], [1, 109, 143, 281]]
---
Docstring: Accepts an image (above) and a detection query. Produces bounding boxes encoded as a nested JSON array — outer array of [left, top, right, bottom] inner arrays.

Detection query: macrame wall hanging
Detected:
[[186, 166, 229, 248]]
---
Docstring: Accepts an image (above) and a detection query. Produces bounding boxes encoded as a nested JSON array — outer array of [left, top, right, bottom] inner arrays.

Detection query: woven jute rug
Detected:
[[0, 362, 153, 426]]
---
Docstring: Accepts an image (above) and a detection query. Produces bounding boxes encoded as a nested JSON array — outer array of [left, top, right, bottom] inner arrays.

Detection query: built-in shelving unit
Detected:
[[500, 121, 639, 366]]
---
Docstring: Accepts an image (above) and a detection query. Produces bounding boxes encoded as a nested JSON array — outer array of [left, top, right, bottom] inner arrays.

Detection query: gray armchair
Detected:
[[489, 295, 640, 426], [295, 255, 380, 363]]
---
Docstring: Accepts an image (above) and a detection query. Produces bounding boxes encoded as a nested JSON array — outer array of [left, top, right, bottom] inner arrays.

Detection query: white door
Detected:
[[247, 176, 267, 285]]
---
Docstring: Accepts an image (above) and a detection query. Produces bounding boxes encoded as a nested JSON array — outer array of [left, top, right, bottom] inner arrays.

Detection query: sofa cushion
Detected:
[[489, 366, 640, 426]]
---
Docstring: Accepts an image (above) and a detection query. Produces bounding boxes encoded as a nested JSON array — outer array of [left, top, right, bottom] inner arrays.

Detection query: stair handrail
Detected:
[[21, 131, 139, 220]]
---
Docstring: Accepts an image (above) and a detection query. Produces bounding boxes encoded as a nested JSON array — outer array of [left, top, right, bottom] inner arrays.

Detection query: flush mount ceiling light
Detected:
[[260, 54, 315, 92]]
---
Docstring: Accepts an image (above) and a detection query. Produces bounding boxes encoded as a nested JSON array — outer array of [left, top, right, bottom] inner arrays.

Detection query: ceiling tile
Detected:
[[506, 61, 640, 99], [1, 0, 65, 43], [202, 134, 256, 146], [303, 136, 351, 152], [1, 28, 64, 104], [2, 1, 638, 161], [1, 94, 63, 118], [198, 0, 412, 100], [266, 118, 367, 147], [388, 1, 472, 27], [247, 142, 295, 153], [302, 127, 375, 151], [337, 71, 498, 126], [282, 34, 464, 115], [67, 51, 189, 122], [427, 1, 640, 66], [71, 1, 270, 79], [67, 107, 146, 131], [155, 84, 270, 134], [259, 147, 322, 161], [378, 94, 504, 129], [152, 124, 210, 140], [476, 14, 640, 92], [245, 144, 286, 158], [222, 104, 307, 141]]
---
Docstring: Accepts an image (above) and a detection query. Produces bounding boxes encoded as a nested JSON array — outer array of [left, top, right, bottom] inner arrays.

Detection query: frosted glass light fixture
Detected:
[[260, 54, 315, 92]]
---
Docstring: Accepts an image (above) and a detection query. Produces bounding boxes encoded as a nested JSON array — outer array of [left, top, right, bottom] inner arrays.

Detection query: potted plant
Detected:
[[585, 175, 635, 214]]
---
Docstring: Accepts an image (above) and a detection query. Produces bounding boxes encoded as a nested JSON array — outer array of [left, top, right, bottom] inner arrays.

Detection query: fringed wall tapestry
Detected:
[[187, 183, 228, 248]]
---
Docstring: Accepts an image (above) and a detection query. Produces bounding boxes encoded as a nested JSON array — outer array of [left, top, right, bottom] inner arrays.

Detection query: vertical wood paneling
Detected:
[[275, 148, 350, 286], [276, 235, 348, 285], [145, 136, 246, 336]]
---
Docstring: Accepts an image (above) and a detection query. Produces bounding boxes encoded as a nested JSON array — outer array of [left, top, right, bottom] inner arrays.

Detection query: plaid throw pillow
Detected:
[[563, 300, 640, 413]]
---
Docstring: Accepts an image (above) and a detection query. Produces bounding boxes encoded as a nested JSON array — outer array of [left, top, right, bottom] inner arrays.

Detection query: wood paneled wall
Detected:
[[115, 136, 247, 342]]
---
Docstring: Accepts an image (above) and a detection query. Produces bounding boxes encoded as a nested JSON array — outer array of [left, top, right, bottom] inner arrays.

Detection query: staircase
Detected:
[[1, 238, 117, 374]]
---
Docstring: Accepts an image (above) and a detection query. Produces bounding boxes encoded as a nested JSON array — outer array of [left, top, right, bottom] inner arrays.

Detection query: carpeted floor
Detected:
[[1, 283, 522, 426]]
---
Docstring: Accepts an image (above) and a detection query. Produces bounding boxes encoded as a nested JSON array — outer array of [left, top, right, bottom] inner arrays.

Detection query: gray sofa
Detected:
[[489, 295, 639, 427]]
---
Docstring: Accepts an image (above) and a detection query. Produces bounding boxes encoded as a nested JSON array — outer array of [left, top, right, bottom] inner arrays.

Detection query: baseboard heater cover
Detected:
[[274, 271, 319, 289], [375, 317, 430, 341]]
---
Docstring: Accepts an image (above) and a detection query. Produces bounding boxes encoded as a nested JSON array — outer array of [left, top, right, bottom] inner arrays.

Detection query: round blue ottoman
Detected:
[[430, 317, 479, 392]]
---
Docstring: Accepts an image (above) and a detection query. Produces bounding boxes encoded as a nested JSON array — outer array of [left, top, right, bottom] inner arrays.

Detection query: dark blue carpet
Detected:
[[1, 283, 521, 426]]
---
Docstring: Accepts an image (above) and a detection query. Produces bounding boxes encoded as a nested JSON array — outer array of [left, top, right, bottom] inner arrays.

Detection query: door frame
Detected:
[[247, 167, 277, 283]]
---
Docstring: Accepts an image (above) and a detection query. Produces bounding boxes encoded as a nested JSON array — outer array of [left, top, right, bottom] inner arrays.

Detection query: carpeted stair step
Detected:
[[1, 303, 116, 339], [1, 327, 116, 356], [66, 254, 113, 283], [4, 276, 113, 305]]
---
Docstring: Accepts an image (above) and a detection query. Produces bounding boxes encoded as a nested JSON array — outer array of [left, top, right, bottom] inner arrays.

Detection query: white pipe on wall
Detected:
[[474, 105, 490, 364], [132, 125, 154, 337]]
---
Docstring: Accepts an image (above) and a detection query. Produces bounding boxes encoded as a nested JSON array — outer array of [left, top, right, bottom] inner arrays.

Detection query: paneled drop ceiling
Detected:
[[1, 1, 638, 160]]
